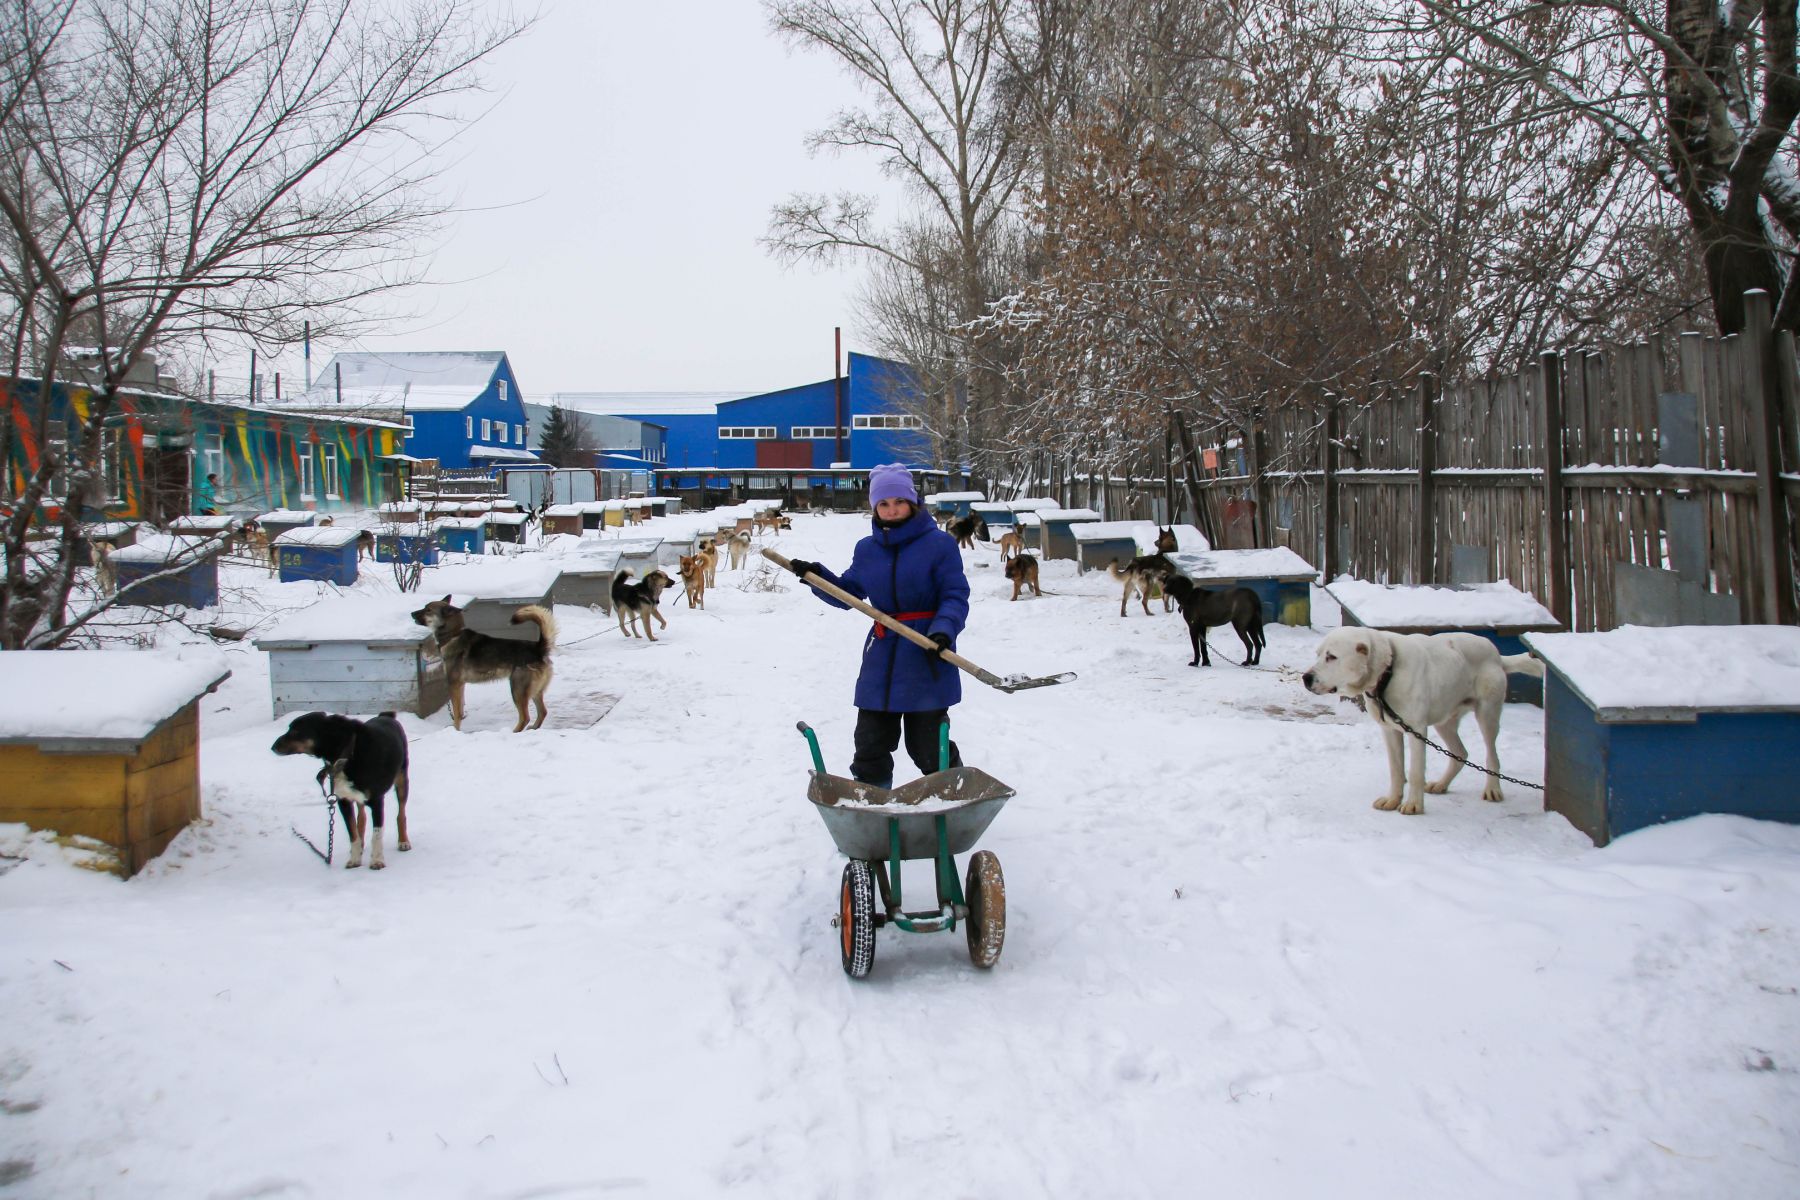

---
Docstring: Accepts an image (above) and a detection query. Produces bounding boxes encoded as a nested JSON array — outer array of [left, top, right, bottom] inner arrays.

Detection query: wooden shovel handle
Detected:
[[761, 547, 996, 684]]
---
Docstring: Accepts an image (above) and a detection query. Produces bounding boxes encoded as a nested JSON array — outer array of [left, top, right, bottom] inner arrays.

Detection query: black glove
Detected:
[[928, 632, 953, 658], [788, 558, 821, 580]]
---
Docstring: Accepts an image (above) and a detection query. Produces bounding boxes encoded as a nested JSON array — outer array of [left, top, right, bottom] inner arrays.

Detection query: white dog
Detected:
[[1302, 627, 1544, 815]]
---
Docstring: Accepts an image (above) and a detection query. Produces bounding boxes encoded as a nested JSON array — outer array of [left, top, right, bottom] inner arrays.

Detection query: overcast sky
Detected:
[[277, 2, 906, 400]]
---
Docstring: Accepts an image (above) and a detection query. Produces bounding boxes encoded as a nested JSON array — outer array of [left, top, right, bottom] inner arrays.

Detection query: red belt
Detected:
[[874, 610, 936, 638]]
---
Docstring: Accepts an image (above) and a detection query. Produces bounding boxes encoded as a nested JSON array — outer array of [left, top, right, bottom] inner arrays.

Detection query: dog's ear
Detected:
[[1354, 641, 1368, 657], [442, 594, 453, 605]]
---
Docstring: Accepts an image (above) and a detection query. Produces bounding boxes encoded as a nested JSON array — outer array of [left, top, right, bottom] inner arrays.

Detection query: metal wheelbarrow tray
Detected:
[[798, 737, 1013, 978]]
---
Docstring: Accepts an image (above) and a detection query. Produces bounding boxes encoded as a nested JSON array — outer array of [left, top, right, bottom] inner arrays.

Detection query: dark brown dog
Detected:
[[272, 711, 411, 868], [1108, 553, 1176, 616], [410, 597, 556, 731], [1004, 553, 1041, 601], [948, 512, 988, 549]]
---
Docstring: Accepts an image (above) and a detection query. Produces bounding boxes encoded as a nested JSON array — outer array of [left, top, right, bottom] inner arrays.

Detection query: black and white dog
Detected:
[[272, 711, 411, 869]]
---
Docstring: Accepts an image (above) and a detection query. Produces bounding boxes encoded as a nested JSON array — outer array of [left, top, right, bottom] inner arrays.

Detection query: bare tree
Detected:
[[1391, 0, 1800, 334], [762, 0, 1031, 478], [0, 0, 526, 648]]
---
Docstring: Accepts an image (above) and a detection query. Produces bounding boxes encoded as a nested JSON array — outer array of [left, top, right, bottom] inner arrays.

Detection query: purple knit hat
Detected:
[[868, 463, 919, 506]]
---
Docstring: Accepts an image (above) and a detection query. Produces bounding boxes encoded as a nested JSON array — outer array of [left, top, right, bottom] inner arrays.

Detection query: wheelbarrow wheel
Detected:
[[964, 850, 1005, 968], [839, 859, 877, 978]]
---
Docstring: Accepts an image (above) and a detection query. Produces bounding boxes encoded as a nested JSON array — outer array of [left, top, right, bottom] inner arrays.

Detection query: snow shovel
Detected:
[[762, 548, 1076, 694]]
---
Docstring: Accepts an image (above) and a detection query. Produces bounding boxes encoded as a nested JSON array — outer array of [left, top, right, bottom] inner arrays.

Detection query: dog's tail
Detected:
[[510, 604, 558, 651], [1107, 559, 1130, 583], [1500, 652, 1545, 678]]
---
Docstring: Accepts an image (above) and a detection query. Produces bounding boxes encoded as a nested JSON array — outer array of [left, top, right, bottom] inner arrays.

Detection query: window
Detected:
[[496, 423, 508, 444], [481, 418, 492, 441], [465, 415, 473, 438], [719, 426, 776, 439], [299, 449, 315, 499], [791, 425, 850, 439], [516, 423, 524, 444], [852, 414, 924, 430], [202, 432, 225, 492], [498, 380, 508, 403], [322, 444, 339, 498], [401, 415, 415, 436]]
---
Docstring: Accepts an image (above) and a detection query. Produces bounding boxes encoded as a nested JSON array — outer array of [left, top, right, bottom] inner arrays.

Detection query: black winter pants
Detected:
[[849, 708, 961, 787]]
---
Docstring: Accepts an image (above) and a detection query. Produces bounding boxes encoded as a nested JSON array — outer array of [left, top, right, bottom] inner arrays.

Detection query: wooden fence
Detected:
[[1032, 291, 1799, 632]]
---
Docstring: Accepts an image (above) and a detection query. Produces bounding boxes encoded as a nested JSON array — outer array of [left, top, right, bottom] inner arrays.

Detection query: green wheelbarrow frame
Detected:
[[798, 721, 1012, 938]]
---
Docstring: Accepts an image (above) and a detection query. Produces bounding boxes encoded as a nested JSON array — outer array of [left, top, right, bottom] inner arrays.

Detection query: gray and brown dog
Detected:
[[410, 596, 556, 732]]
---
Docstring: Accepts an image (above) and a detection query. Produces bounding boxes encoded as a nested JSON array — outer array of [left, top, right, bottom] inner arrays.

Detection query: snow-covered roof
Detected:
[[257, 595, 435, 648], [1008, 497, 1058, 511], [469, 446, 542, 462], [418, 560, 563, 602], [292, 351, 505, 413], [110, 533, 228, 564], [1073, 520, 1159, 541], [273, 526, 361, 548], [0, 651, 230, 749], [924, 491, 985, 503], [549, 391, 749, 418], [1523, 626, 1800, 717], [1039, 508, 1103, 521], [1167, 547, 1317, 581], [1326, 579, 1558, 631], [257, 510, 315, 525]]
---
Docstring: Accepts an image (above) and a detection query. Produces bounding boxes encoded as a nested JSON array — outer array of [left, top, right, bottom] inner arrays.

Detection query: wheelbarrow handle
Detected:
[[762, 547, 1047, 693]]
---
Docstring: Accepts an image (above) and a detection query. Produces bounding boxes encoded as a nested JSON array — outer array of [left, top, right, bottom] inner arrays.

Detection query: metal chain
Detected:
[[290, 777, 337, 865], [1363, 696, 1546, 791]]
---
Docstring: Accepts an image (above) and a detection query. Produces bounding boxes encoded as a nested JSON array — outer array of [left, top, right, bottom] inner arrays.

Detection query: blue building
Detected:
[[299, 351, 540, 471], [551, 353, 931, 478]]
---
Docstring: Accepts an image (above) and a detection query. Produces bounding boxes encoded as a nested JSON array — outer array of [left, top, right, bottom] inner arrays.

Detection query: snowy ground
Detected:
[[4, 512, 1799, 1199]]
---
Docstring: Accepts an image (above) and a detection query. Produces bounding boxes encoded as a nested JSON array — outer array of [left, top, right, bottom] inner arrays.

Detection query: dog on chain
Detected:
[[726, 530, 751, 571], [679, 553, 707, 609], [1107, 553, 1176, 617], [697, 538, 719, 587], [1160, 576, 1265, 666], [948, 512, 987, 549], [271, 711, 411, 869], [996, 529, 1025, 561], [410, 597, 556, 732], [611, 568, 675, 640], [1004, 553, 1041, 601], [1302, 627, 1545, 815]]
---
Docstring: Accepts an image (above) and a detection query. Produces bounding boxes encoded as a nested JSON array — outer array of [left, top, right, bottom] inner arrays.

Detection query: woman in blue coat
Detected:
[[786, 464, 971, 788]]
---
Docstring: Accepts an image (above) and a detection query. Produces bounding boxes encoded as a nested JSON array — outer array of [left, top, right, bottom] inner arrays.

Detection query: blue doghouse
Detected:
[[1327, 578, 1560, 703], [1166, 547, 1317, 626], [375, 524, 438, 567], [275, 526, 362, 585], [110, 534, 224, 608], [1523, 626, 1800, 846]]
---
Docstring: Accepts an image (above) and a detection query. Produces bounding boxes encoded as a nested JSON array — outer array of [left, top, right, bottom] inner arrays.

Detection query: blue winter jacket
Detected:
[[805, 508, 971, 712]]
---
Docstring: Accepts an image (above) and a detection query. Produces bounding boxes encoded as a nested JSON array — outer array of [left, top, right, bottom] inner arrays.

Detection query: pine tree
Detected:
[[538, 403, 594, 468]]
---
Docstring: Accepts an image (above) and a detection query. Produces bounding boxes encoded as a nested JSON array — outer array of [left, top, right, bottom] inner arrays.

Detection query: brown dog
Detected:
[[697, 538, 719, 587], [679, 553, 706, 609], [1004, 553, 1041, 601], [996, 529, 1025, 561], [410, 597, 556, 732], [726, 530, 751, 571]]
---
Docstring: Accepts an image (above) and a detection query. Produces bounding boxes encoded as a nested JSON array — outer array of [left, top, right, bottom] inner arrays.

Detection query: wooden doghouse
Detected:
[[541, 504, 585, 538], [580, 502, 609, 532], [257, 598, 446, 719], [76, 520, 138, 566], [609, 536, 664, 577], [168, 514, 240, 538], [924, 490, 984, 521], [1166, 547, 1317, 626], [435, 516, 489, 555], [1037, 508, 1103, 561], [111, 533, 225, 608], [256, 509, 316, 543], [375, 523, 439, 566], [551, 544, 624, 611], [0, 652, 231, 876], [1073, 520, 1155, 574], [1523, 627, 1800, 846], [1328, 578, 1560, 703], [274, 525, 362, 585], [378, 500, 421, 524], [971, 502, 1015, 539], [421, 561, 562, 642], [487, 511, 530, 544]]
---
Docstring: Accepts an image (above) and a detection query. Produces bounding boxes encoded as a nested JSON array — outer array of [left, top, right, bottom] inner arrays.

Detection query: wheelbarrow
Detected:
[[797, 720, 1012, 978]]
